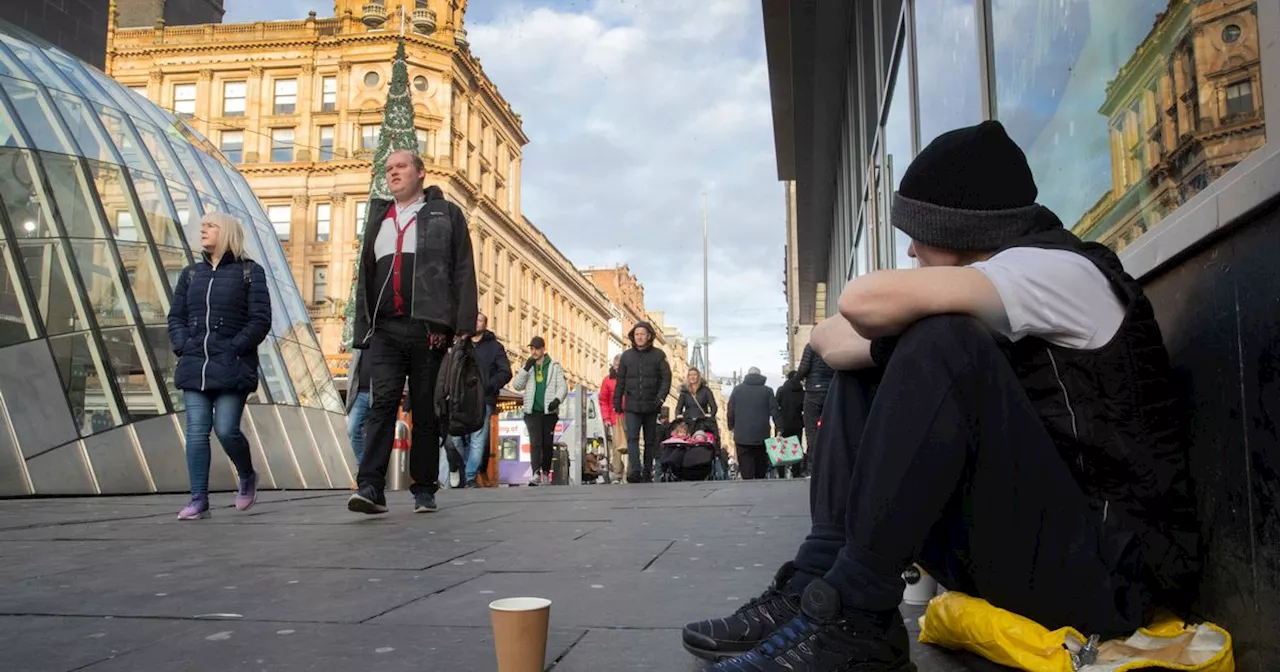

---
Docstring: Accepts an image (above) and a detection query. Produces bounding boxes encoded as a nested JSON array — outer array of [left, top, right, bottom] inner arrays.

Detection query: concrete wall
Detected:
[[116, 0, 225, 28], [1144, 197, 1280, 670], [0, 0, 108, 69]]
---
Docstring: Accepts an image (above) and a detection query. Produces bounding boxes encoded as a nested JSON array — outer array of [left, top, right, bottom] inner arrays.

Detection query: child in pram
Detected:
[[657, 420, 719, 482]]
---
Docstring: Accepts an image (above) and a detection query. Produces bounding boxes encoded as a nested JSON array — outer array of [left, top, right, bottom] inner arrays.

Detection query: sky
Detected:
[[223, 0, 790, 387]]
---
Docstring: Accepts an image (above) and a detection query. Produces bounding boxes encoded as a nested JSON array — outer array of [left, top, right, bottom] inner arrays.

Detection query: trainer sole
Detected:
[[347, 494, 388, 514]]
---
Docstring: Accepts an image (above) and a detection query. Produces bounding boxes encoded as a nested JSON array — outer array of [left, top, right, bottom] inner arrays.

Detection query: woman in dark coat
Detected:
[[167, 212, 272, 520]]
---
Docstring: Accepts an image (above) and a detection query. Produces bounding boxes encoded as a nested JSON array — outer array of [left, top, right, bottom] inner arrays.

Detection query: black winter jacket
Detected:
[[474, 330, 513, 409], [795, 343, 834, 395], [676, 384, 717, 423], [167, 252, 271, 394], [727, 372, 779, 445], [615, 346, 671, 415], [775, 377, 804, 435], [353, 188, 478, 346]]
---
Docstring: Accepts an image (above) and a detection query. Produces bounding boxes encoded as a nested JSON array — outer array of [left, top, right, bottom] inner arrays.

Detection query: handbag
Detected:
[[764, 435, 803, 466]]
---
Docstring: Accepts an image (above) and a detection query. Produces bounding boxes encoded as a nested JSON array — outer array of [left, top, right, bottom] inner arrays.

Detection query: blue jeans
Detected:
[[184, 390, 254, 496], [347, 390, 370, 464], [453, 404, 493, 483]]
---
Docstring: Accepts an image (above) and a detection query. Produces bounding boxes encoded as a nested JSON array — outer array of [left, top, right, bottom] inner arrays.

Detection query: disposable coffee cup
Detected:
[[489, 597, 552, 672], [901, 564, 938, 606]]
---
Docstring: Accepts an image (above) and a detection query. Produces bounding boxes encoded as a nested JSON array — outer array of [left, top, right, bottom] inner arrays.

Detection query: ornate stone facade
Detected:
[[105, 0, 613, 390]]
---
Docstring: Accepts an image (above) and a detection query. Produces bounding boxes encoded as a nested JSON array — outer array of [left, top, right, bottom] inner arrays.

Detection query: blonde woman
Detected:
[[167, 212, 272, 520]]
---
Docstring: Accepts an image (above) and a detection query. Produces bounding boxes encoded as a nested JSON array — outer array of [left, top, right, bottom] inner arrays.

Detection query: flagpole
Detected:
[[702, 191, 710, 377]]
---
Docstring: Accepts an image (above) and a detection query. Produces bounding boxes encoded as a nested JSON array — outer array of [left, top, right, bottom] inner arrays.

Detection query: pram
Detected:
[[657, 435, 718, 482]]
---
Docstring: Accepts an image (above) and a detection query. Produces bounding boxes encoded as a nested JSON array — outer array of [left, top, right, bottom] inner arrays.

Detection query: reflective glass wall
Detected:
[[832, 0, 1269, 310], [0, 20, 353, 496]]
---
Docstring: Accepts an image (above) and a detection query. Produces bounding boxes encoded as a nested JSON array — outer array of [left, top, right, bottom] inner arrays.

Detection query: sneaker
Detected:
[[449, 470, 462, 489], [706, 578, 915, 672], [235, 473, 259, 511], [347, 485, 388, 514], [413, 491, 438, 513], [683, 561, 802, 661], [464, 479, 481, 489], [177, 494, 210, 520], [528, 472, 540, 487]]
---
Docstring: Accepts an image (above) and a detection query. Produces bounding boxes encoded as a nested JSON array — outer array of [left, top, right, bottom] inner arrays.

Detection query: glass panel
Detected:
[[132, 119, 187, 185], [992, 0, 1267, 253], [883, 51, 914, 270], [0, 33, 73, 93], [273, 79, 297, 115], [130, 170, 185, 249], [68, 240, 133, 328], [173, 83, 196, 117], [302, 346, 335, 410], [197, 192, 226, 224], [258, 339, 296, 405], [0, 39, 30, 79], [0, 242, 38, 346], [316, 204, 331, 241], [0, 76, 76, 154], [221, 131, 243, 163], [165, 135, 217, 195], [227, 206, 266, 265], [165, 181, 202, 253], [268, 205, 291, 240], [0, 93, 23, 148], [220, 162, 265, 218], [116, 242, 170, 323], [47, 331, 123, 436], [83, 67, 153, 121], [40, 154, 108, 240], [18, 240, 89, 335], [155, 245, 189, 297], [223, 81, 246, 116], [265, 276, 293, 339], [42, 47, 116, 107], [48, 89, 120, 164], [196, 151, 243, 210], [279, 339, 318, 407], [0, 148, 57, 238], [914, 0, 982, 145], [272, 128, 294, 162], [98, 105, 156, 173], [143, 324, 183, 411], [99, 327, 168, 421]]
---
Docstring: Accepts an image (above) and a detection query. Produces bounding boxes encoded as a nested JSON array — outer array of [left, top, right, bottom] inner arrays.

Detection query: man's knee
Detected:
[[892, 314, 1001, 360]]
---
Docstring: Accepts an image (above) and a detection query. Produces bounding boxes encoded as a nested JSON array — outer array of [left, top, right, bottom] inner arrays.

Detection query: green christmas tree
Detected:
[[341, 38, 419, 351]]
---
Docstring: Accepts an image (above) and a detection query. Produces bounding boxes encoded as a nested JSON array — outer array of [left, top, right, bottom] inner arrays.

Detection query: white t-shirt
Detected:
[[969, 248, 1125, 350]]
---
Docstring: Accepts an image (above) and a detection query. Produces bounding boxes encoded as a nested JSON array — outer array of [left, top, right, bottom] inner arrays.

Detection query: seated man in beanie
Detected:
[[683, 120, 1200, 672]]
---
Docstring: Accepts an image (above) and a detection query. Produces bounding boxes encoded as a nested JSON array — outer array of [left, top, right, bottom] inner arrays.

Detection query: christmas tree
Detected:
[[341, 38, 419, 351]]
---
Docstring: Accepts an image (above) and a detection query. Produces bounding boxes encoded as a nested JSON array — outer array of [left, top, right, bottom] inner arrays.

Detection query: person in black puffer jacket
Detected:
[[167, 212, 272, 521], [614, 321, 671, 482], [726, 368, 779, 480]]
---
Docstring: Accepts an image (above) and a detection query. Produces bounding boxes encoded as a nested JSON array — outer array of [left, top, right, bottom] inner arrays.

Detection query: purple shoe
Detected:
[[177, 494, 210, 520], [235, 473, 259, 511]]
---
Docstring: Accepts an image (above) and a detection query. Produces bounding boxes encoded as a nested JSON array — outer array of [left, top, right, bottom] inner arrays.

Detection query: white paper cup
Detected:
[[490, 597, 552, 672], [901, 564, 938, 606]]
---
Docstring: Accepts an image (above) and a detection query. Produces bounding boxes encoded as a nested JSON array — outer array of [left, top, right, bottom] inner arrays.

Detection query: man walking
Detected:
[[793, 343, 833, 478], [348, 150, 478, 515], [599, 355, 625, 482], [452, 312, 511, 488], [726, 367, 779, 480], [775, 370, 805, 478], [613, 322, 671, 483], [513, 336, 567, 486]]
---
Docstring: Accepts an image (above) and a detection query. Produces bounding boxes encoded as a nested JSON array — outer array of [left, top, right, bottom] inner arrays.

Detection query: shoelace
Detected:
[[735, 585, 786, 617]]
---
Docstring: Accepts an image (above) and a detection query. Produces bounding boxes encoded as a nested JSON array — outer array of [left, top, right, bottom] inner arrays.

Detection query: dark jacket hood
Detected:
[[743, 372, 767, 386], [477, 330, 497, 344], [628, 321, 657, 348], [425, 185, 444, 201]]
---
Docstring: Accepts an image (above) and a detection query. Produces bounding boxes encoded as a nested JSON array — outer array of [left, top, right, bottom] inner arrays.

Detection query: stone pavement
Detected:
[[0, 480, 1006, 671]]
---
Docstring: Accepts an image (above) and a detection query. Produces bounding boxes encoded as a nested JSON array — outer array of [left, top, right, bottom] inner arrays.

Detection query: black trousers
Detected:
[[358, 318, 445, 496], [801, 392, 826, 476], [737, 443, 769, 480], [791, 315, 1149, 639], [624, 410, 658, 479], [524, 412, 557, 475]]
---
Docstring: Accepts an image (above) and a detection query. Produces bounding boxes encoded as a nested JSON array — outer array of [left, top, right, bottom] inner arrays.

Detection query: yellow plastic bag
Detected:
[[917, 591, 1234, 672]]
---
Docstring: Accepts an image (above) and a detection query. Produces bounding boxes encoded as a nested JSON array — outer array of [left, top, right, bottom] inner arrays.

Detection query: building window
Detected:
[[311, 265, 328, 304], [414, 75, 428, 92], [267, 205, 291, 241], [273, 78, 297, 115], [222, 81, 246, 117], [270, 128, 294, 163], [493, 246, 503, 285], [506, 154, 515, 212], [128, 85, 147, 99], [416, 128, 428, 155], [315, 203, 331, 242], [319, 125, 335, 161], [363, 71, 381, 88], [321, 76, 337, 112], [989, 1, 1267, 254], [173, 83, 196, 118], [219, 130, 243, 164], [1222, 24, 1241, 44], [1225, 80, 1254, 117], [361, 124, 379, 151], [355, 200, 368, 236]]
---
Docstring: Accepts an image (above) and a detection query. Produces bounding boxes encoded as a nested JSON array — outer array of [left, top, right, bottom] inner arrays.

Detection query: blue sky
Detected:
[[224, 0, 789, 385]]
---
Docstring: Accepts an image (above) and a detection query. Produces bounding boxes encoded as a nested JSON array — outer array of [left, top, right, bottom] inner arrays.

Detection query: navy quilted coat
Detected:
[[167, 252, 272, 394]]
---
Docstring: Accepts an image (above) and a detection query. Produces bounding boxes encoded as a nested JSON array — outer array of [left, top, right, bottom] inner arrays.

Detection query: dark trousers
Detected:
[[801, 392, 826, 476], [524, 412, 557, 475], [624, 410, 658, 479], [791, 315, 1149, 639], [359, 318, 445, 496], [737, 443, 769, 480]]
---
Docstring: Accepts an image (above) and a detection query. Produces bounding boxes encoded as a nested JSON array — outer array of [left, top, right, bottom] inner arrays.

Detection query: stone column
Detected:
[[295, 63, 316, 162], [245, 65, 264, 163]]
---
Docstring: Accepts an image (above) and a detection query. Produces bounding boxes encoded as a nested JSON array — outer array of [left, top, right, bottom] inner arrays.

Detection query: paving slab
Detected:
[[0, 479, 998, 671]]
